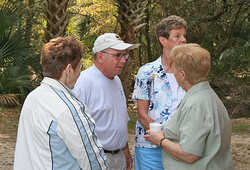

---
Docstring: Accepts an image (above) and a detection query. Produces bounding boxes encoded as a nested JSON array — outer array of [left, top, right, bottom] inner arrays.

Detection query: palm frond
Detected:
[[0, 30, 28, 62], [0, 66, 33, 94], [0, 0, 19, 33], [0, 94, 20, 107]]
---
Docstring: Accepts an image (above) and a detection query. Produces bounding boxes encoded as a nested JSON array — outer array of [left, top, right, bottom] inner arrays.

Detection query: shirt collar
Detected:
[[41, 77, 74, 96], [155, 56, 165, 73], [183, 81, 210, 101]]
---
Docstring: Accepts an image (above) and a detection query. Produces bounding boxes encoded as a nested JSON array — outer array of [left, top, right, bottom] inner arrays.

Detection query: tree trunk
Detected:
[[145, 0, 152, 62], [45, 0, 70, 42], [115, 0, 147, 100]]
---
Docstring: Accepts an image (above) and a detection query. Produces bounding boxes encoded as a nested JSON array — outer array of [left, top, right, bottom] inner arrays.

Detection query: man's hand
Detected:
[[122, 143, 133, 170]]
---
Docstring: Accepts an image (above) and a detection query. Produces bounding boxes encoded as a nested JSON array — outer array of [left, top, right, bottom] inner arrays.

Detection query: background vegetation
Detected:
[[0, 0, 249, 118]]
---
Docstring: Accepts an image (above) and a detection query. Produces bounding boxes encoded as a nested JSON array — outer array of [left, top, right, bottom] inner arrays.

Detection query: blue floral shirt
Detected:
[[132, 57, 186, 148]]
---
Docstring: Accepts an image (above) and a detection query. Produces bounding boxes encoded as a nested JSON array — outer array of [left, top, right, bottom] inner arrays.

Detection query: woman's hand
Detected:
[[144, 130, 164, 146], [145, 130, 200, 164]]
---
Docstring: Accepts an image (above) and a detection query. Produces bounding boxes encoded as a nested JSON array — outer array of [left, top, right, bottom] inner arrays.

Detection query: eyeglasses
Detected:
[[101, 51, 129, 60]]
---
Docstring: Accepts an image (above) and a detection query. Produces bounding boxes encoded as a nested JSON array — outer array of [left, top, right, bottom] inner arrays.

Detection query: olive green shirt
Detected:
[[163, 81, 234, 170]]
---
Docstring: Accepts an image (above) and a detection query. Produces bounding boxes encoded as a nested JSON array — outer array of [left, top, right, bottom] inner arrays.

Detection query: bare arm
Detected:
[[137, 99, 154, 130], [161, 138, 200, 163], [144, 131, 200, 164], [122, 142, 133, 170]]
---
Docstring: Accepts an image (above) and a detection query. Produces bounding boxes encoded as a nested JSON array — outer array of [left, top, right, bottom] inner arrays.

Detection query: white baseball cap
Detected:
[[92, 33, 139, 54]]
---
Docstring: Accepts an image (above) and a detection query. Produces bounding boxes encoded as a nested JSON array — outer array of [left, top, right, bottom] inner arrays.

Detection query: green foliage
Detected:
[[67, 0, 118, 69], [211, 24, 250, 117], [0, 1, 24, 63], [0, 0, 249, 116], [0, 1, 18, 33], [0, 31, 28, 66], [68, 0, 117, 38], [213, 20, 250, 83], [0, 0, 38, 107], [217, 41, 250, 80], [0, 66, 33, 94], [77, 15, 98, 51], [82, 57, 94, 69]]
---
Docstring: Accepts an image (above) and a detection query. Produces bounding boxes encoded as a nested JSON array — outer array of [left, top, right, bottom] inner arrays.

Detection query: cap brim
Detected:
[[110, 42, 140, 51]]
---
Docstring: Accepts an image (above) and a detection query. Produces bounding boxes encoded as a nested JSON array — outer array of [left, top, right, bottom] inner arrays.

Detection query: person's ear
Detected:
[[96, 52, 104, 63], [65, 64, 72, 75], [159, 36, 168, 46], [179, 70, 186, 81]]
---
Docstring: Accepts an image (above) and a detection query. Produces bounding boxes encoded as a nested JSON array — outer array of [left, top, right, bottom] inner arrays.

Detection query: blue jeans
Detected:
[[134, 146, 164, 170]]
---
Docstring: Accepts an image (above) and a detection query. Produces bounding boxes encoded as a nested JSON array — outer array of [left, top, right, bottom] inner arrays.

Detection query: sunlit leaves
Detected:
[[67, 0, 118, 65], [68, 0, 117, 35]]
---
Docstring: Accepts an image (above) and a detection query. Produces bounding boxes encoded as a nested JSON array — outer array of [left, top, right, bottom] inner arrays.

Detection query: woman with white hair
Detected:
[[145, 43, 234, 170]]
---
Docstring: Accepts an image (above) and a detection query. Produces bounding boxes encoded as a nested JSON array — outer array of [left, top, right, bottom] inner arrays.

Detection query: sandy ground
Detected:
[[0, 119, 249, 170], [0, 133, 16, 170]]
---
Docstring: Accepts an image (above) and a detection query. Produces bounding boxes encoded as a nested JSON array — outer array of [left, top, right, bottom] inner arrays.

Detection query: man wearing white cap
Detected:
[[73, 33, 138, 170]]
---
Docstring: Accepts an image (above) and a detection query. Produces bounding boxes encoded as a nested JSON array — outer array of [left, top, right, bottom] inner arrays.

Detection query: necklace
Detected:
[[162, 58, 170, 73]]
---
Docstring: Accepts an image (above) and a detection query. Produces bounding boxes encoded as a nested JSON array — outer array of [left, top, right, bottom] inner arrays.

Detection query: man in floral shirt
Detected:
[[132, 15, 187, 170]]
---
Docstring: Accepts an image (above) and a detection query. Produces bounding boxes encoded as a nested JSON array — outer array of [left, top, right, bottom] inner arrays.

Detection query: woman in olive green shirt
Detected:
[[145, 43, 234, 170]]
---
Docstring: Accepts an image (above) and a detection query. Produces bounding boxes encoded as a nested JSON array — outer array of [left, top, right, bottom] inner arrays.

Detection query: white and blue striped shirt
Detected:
[[14, 77, 108, 170]]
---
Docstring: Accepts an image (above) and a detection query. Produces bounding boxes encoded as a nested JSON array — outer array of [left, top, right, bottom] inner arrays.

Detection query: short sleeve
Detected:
[[132, 66, 152, 101], [179, 106, 211, 156]]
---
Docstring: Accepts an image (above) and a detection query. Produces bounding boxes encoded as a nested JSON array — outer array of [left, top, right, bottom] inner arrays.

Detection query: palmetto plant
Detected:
[[0, 0, 34, 107]]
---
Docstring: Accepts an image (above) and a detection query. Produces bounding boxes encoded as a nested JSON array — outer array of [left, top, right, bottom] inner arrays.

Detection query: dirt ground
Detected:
[[0, 118, 250, 170]]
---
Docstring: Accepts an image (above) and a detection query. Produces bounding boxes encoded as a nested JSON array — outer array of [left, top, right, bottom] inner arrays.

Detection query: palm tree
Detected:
[[45, 0, 71, 42], [115, 0, 147, 99]]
